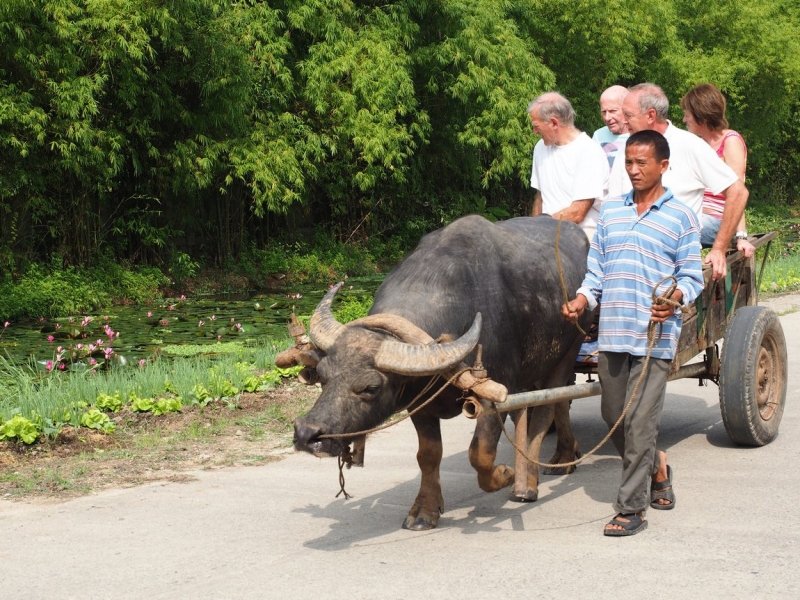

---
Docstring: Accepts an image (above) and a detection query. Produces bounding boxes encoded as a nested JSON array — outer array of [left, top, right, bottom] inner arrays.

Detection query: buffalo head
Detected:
[[292, 283, 481, 457]]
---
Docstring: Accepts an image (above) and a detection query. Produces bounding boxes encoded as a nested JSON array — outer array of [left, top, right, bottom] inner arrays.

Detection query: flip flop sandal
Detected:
[[604, 512, 648, 537], [650, 464, 676, 510]]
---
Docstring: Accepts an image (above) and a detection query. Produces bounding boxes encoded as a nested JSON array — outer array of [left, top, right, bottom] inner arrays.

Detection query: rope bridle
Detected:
[[324, 367, 487, 498]]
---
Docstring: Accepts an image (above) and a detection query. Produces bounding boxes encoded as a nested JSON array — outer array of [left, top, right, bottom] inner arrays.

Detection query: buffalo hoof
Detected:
[[402, 515, 438, 531], [543, 465, 573, 476], [543, 449, 581, 476], [508, 489, 538, 503]]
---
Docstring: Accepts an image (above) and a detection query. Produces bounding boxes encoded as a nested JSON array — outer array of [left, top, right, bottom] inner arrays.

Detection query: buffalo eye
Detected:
[[358, 385, 381, 401], [353, 373, 385, 402]]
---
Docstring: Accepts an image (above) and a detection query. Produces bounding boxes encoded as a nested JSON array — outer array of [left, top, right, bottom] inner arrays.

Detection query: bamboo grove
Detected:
[[1, 0, 799, 272]]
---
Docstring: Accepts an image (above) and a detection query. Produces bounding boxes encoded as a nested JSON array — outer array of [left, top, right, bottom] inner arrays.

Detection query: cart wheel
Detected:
[[719, 306, 787, 446]]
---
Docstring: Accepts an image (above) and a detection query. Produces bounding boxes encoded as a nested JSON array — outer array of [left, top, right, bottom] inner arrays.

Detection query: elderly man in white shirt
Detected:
[[528, 92, 609, 242]]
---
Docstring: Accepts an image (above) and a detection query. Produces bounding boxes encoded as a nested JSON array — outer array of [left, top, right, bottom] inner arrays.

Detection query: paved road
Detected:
[[2, 299, 799, 599]]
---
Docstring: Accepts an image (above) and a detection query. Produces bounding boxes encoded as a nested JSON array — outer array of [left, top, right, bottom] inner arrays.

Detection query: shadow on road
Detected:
[[292, 387, 724, 550]]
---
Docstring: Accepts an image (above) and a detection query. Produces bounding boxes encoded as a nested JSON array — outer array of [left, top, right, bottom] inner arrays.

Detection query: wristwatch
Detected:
[[734, 231, 748, 240]]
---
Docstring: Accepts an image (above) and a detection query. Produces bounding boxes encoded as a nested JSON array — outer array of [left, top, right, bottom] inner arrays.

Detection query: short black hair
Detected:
[[626, 130, 670, 162]]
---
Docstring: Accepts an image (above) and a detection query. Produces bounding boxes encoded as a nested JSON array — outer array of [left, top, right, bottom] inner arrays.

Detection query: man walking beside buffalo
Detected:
[[562, 130, 704, 536], [528, 92, 609, 241]]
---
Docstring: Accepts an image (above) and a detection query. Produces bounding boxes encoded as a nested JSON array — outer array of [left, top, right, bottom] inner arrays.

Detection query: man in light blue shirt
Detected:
[[592, 85, 630, 171], [562, 130, 704, 537]]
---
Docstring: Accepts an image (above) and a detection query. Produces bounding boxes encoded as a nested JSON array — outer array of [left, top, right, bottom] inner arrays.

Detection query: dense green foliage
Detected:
[[0, 257, 168, 318], [1, 0, 799, 275]]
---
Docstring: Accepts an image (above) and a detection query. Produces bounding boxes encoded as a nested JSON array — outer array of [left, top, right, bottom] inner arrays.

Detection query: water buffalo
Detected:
[[286, 214, 592, 530]]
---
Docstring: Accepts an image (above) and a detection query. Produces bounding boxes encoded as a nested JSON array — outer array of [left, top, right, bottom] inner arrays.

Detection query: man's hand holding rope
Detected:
[[561, 293, 588, 324], [651, 287, 683, 322]]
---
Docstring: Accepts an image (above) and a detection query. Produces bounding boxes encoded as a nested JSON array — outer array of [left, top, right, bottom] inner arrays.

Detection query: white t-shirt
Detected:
[[592, 126, 629, 171], [530, 131, 609, 240], [607, 122, 738, 215]]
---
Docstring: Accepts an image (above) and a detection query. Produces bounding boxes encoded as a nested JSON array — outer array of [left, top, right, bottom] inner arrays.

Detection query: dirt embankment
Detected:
[[0, 381, 319, 503]]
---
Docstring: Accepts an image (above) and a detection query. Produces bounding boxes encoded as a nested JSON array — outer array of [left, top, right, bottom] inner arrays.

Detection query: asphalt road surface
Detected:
[[2, 295, 799, 600]]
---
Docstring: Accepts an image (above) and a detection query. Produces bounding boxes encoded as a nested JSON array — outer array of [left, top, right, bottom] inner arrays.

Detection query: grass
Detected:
[[0, 338, 292, 428], [757, 251, 800, 293]]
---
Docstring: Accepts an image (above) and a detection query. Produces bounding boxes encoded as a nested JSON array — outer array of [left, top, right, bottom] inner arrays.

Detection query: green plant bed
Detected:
[[0, 341, 301, 445]]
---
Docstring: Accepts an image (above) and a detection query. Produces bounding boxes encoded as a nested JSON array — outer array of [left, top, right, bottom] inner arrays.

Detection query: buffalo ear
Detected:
[[296, 348, 321, 368]]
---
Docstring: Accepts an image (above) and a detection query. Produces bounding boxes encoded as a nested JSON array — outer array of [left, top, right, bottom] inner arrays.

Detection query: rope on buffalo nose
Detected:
[[494, 275, 689, 470], [322, 367, 488, 499]]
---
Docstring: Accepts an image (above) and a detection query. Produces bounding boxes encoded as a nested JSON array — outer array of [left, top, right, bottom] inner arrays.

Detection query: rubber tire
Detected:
[[719, 306, 787, 446]]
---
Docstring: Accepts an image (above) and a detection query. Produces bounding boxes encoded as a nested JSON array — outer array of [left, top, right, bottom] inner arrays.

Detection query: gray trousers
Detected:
[[598, 352, 671, 514]]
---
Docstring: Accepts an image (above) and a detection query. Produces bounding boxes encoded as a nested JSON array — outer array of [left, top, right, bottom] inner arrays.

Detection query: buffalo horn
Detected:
[[374, 313, 482, 376], [348, 314, 434, 345], [308, 282, 346, 351]]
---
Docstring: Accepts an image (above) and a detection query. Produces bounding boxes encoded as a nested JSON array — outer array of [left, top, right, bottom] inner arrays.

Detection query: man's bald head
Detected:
[[600, 85, 629, 104], [599, 85, 629, 134]]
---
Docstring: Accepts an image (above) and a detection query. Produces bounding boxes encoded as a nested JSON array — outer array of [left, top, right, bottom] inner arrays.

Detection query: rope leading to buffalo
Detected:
[[555, 217, 587, 336], [494, 275, 687, 470]]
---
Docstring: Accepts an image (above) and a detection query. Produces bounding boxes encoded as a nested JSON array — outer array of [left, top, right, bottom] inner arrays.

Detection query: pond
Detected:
[[0, 276, 383, 370]]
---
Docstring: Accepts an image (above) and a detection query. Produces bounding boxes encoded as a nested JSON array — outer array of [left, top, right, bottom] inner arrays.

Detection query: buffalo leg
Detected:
[[543, 400, 581, 476], [403, 411, 445, 531], [468, 408, 514, 493], [543, 340, 584, 476]]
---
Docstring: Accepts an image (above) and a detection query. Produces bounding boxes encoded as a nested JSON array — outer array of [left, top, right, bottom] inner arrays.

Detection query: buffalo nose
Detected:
[[293, 419, 323, 449]]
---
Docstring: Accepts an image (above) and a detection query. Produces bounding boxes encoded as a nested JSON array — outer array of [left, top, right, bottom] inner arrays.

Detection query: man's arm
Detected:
[[532, 191, 543, 216], [551, 198, 594, 224], [704, 179, 749, 280]]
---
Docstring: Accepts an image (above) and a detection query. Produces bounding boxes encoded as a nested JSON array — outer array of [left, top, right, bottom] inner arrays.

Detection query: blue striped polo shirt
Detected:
[[576, 187, 704, 360]]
